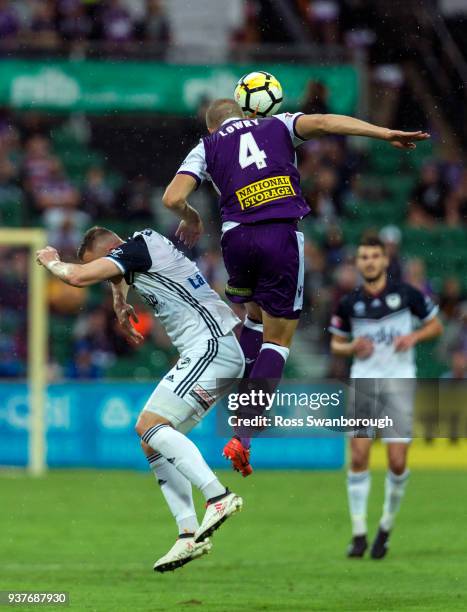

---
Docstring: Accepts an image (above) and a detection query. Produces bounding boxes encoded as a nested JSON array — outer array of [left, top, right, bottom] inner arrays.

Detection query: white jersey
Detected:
[[329, 280, 439, 378], [105, 229, 240, 354]]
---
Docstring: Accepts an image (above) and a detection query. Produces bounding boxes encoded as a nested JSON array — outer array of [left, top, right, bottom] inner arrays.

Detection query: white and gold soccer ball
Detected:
[[234, 71, 283, 117]]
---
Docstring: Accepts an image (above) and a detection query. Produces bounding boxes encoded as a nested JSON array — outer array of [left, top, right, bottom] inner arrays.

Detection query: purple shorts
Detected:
[[221, 220, 305, 319]]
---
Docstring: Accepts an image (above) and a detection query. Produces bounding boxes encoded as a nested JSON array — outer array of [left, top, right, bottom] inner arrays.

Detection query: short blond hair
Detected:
[[77, 226, 119, 260], [205, 98, 244, 130]]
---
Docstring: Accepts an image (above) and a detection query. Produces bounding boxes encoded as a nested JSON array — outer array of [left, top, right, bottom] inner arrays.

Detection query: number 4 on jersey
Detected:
[[239, 132, 268, 170]]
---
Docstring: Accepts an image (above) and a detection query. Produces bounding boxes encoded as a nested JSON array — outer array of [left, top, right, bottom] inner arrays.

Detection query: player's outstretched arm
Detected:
[[163, 174, 204, 248], [36, 246, 122, 287], [295, 114, 430, 149]]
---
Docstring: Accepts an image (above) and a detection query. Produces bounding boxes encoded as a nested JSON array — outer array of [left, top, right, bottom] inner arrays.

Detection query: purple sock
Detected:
[[250, 343, 289, 380], [237, 343, 290, 449], [235, 318, 263, 448], [239, 317, 263, 377]]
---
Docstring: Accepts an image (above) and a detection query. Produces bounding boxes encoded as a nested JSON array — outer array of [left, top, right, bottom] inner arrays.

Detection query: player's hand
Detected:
[[394, 333, 417, 352], [352, 337, 374, 359], [386, 130, 430, 150], [114, 303, 144, 345], [36, 246, 60, 268], [175, 210, 204, 248]]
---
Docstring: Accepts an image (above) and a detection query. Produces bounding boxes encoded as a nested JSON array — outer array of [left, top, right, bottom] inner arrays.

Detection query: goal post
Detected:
[[0, 228, 48, 475]]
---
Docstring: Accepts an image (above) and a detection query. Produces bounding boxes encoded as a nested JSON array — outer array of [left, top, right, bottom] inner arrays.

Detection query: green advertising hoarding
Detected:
[[0, 60, 359, 115]]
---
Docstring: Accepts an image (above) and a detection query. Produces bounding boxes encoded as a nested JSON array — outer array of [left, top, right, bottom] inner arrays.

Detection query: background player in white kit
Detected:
[[36, 226, 245, 573], [329, 236, 443, 559]]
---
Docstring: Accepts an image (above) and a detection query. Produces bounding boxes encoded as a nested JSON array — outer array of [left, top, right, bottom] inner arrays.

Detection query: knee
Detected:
[[135, 411, 172, 438], [389, 458, 406, 476], [140, 440, 152, 454], [135, 414, 151, 437], [350, 452, 369, 472], [135, 420, 145, 437], [135, 410, 155, 437], [246, 302, 262, 323]]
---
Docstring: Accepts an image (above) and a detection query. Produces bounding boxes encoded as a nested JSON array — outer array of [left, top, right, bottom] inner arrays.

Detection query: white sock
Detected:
[[147, 451, 199, 536], [142, 424, 226, 501], [347, 470, 371, 536], [380, 469, 410, 532]]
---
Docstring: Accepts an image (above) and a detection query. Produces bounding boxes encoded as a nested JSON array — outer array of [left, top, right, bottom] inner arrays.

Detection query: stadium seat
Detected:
[[50, 316, 75, 364], [0, 197, 23, 227]]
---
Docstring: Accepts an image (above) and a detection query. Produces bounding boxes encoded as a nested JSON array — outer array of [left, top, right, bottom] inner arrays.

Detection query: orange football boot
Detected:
[[223, 437, 253, 477]]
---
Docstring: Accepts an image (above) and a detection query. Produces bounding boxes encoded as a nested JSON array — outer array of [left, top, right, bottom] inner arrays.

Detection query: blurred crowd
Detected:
[[0, 0, 388, 57], [0, 0, 170, 49], [294, 81, 467, 229], [0, 0, 466, 73], [0, 0, 403, 54], [0, 0, 425, 56], [408, 161, 467, 228], [0, 110, 156, 258]]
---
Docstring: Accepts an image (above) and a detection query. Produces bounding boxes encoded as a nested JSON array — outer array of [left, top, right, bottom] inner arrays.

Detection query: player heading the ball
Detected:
[[163, 96, 430, 477]]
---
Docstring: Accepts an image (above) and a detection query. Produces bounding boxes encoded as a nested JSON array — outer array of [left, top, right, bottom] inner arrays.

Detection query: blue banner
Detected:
[[0, 382, 344, 470]]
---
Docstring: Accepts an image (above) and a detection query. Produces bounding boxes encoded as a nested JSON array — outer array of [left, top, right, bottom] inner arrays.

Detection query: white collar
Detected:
[[221, 117, 243, 126]]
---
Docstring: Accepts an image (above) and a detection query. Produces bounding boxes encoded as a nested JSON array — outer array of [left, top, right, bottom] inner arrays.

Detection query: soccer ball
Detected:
[[234, 71, 283, 117]]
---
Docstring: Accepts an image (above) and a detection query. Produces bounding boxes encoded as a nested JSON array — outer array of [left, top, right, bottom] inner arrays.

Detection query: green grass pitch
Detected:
[[1, 469, 466, 611]]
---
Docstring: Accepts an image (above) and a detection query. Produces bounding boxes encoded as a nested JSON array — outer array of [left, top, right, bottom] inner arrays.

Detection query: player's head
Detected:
[[77, 226, 123, 263], [356, 235, 388, 283], [205, 98, 245, 133]]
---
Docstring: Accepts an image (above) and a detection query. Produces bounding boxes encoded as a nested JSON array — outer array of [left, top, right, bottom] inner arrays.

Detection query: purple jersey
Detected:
[[177, 112, 310, 225]]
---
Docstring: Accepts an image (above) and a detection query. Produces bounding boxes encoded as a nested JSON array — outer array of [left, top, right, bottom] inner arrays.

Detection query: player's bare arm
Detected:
[[394, 315, 443, 352], [331, 334, 374, 359], [162, 174, 204, 247], [111, 278, 144, 345], [295, 114, 430, 149], [36, 246, 122, 286]]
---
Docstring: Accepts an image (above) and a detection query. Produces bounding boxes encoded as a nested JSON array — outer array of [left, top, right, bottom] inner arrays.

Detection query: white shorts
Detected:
[[142, 333, 245, 434], [348, 378, 416, 443]]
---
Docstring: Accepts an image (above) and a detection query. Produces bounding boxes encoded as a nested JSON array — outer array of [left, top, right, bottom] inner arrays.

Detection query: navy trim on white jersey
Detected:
[[349, 307, 411, 325], [292, 113, 306, 141], [150, 272, 223, 337], [104, 256, 125, 274], [420, 304, 439, 322]]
